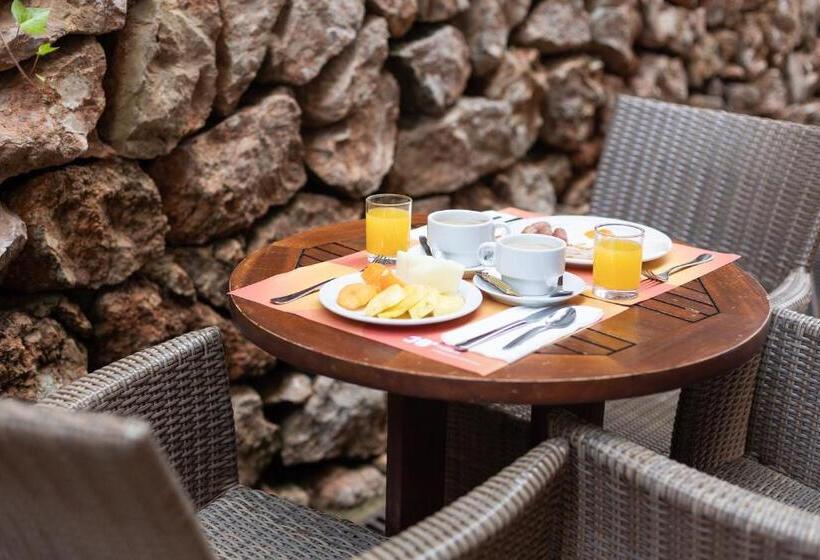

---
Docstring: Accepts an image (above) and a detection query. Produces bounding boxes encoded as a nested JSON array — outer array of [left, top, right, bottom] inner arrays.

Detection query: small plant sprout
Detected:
[[1, 0, 54, 86]]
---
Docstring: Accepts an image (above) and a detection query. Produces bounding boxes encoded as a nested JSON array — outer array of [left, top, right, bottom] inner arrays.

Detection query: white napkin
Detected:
[[441, 305, 604, 363]]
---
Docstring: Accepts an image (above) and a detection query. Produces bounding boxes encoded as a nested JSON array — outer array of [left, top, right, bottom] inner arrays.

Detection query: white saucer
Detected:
[[473, 271, 587, 307]]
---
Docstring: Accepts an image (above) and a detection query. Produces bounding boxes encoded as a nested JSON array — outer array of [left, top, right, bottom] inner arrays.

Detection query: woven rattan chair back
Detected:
[[41, 327, 237, 509], [591, 95, 820, 292], [0, 400, 215, 560], [549, 411, 820, 560]]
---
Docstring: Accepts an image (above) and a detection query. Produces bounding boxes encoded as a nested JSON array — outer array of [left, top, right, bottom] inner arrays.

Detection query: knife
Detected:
[[419, 235, 433, 256], [452, 307, 560, 352]]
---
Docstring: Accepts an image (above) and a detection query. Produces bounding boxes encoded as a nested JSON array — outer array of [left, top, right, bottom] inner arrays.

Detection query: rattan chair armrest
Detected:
[[548, 411, 820, 558], [356, 438, 568, 560], [747, 308, 820, 489], [40, 327, 238, 508], [768, 267, 813, 312]]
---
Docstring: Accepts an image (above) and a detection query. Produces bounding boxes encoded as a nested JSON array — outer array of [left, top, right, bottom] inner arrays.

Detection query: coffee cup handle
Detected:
[[477, 242, 496, 267], [494, 223, 511, 238]]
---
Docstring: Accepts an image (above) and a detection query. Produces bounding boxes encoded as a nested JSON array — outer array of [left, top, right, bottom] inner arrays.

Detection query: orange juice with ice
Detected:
[[366, 207, 410, 257], [593, 237, 642, 291]]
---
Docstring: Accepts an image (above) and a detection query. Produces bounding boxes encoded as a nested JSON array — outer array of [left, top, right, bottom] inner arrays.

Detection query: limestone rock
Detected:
[[416, 0, 468, 21], [0, 311, 87, 401], [639, 0, 706, 56], [454, 0, 531, 76], [780, 101, 820, 125], [725, 68, 788, 116], [0, 37, 106, 183], [413, 195, 453, 214], [367, 0, 418, 37], [388, 96, 539, 196], [0, 203, 26, 275], [0, 293, 93, 340], [141, 254, 197, 302], [629, 54, 688, 103], [262, 482, 310, 507], [231, 385, 280, 486], [688, 93, 724, 110], [92, 278, 275, 378], [280, 376, 386, 465], [260, 0, 365, 85], [0, 0, 126, 71], [570, 137, 604, 171], [299, 16, 389, 126], [99, 0, 221, 158], [248, 193, 361, 253], [588, 0, 641, 76], [539, 56, 606, 150], [735, 13, 769, 79], [258, 371, 313, 406], [559, 170, 596, 215], [688, 34, 725, 89], [305, 73, 399, 198], [214, 0, 285, 115], [3, 160, 166, 292], [150, 89, 305, 245], [785, 51, 819, 103], [391, 25, 470, 115], [309, 464, 385, 512], [513, 0, 590, 54], [171, 238, 245, 309]]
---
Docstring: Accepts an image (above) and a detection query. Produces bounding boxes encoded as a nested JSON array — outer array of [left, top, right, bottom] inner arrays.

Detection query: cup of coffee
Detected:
[[477, 234, 566, 295], [427, 210, 510, 267]]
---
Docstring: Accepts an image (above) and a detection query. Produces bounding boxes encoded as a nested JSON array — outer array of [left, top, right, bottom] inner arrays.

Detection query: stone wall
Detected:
[[0, 0, 818, 516]]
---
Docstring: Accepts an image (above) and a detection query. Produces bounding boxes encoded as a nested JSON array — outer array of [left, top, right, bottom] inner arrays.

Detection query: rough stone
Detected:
[[688, 93, 725, 110], [214, 0, 285, 115], [262, 482, 310, 507], [309, 464, 386, 511], [140, 254, 197, 302], [780, 101, 820, 125], [413, 195, 453, 214], [170, 238, 246, 309], [0, 203, 26, 275], [785, 51, 819, 104], [725, 68, 788, 116], [416, 0, 468, 21], [92, 278, 275, 378], [0, 37, 106, 183], [388, 95, 540, 196], [513, 0, 591, 54], [588, 0, 641, 76], [99, 0, 221, 158], [454, 0, 531, 76], [258, 371, 313, 406], [629, 54, 688, 103], [149, 89, 305, 245], [0, 293, 93, 340], [391, 25, 471, 116], [299, 16, 389, 126], [639, 0, 706, 56], [231, 385, 280, 486], [248, 193, 362, 253], [3, 160, 166, 292], [373, 453, 388, 473], [0, 311, 87, 401], [304, 73, 399, 198], [735, 13, 769, 79], [559, 169, 596, 215], [0, 0, 126, 71], [280, 376, 386, 465], [260, 0, 365, 85], [688, 34, 725, 89], [570, 137, 604, 171], [367, 0, 417, 37], [539, 56, 606, 150]]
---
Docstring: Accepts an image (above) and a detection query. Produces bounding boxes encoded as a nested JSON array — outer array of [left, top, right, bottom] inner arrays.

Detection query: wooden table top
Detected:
[[229, 216, 771, 405]]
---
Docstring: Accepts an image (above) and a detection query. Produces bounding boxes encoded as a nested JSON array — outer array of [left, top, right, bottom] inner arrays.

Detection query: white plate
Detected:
[[318, 273, 483, 326], [508, 215, 673, 266], [473, 270, 587, 307]]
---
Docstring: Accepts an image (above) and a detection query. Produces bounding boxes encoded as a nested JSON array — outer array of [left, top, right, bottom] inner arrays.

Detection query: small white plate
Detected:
[[473, 270, 587, 307], [509, 215, 673, 266], [318, 272, 483, 326]]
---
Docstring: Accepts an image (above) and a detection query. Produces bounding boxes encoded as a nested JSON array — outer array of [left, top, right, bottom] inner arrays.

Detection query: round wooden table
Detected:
[[229, 216, 770, 534]]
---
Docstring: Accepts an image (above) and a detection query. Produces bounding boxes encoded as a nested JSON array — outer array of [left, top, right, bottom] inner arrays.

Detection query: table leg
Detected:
[[530, 402, 605, 446], [385, 393, 447, 536]]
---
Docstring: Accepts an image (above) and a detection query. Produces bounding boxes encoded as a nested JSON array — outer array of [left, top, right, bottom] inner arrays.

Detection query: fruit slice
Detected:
[[433, 293, 464, 317], [409, 290, 439, 319], [364, 284, 406, 316], [337, 283, 377, 310], [378, 285, 427, 318], [361, 263, 388, 286]]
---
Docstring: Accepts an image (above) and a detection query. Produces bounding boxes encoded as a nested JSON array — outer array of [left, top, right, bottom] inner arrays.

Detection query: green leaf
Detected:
[[11, 0, 29, 25], [19, 6, 49, 37], [36, 42, 58, 56]]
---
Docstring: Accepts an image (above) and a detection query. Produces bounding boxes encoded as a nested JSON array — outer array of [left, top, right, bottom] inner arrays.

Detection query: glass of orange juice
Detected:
[[365, 194, 412, 261], [592, 223, 644, 300]]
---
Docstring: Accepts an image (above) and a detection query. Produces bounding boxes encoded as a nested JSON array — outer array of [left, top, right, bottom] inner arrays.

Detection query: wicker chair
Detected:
[[547, 410, 820, 559], [1, 328, 569, 560], [445, 96, 820, 499]]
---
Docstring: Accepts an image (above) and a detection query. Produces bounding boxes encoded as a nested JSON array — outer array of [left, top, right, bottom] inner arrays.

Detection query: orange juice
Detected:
[[593, 237, 642, 291], [366, 207, 410, 257]]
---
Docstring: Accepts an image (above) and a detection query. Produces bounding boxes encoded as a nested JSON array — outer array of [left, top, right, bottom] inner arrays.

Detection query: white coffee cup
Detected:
[[427, 210, 510, 267], [477, 234, 566, 296]]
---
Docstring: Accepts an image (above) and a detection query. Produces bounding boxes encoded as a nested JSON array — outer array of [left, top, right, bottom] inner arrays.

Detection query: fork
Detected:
[[642, 253, 714, 283], [270, 255, 390, 305]]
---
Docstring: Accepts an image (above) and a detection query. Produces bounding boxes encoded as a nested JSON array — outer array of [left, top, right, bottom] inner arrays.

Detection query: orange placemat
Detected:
[[229, 250, 626, 376]]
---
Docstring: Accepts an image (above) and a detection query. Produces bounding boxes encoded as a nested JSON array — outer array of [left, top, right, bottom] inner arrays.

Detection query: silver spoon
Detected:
[[502, 307, 577, 350]]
